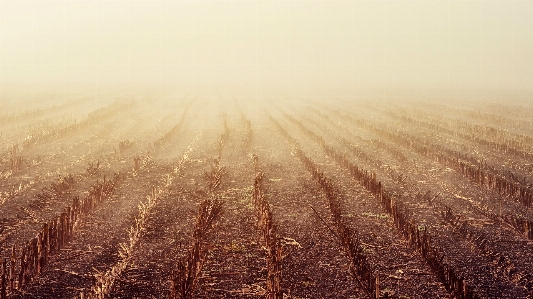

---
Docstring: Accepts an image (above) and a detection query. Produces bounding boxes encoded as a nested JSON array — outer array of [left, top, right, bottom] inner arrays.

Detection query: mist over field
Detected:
[[1, 0, 532, 98], [2, 1, 533, 299]]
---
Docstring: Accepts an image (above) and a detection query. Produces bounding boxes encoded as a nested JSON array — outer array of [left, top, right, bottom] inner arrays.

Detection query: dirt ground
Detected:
[[1, 95, 532, 298]]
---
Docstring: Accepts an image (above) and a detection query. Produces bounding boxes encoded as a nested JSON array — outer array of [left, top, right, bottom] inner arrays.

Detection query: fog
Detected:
[[3, 3, 533, 298], [1, 1, 532, 97]]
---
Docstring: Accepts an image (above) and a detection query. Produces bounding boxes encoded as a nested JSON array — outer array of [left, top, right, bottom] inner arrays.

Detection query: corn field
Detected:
[[1, 96, 533, 299]]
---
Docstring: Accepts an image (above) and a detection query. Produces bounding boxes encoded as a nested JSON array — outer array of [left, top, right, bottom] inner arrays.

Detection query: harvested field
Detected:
[[1, 95, 532, 299]]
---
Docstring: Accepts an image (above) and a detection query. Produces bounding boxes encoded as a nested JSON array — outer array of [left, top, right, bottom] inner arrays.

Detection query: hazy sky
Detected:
[[1, 1, 532, 95]]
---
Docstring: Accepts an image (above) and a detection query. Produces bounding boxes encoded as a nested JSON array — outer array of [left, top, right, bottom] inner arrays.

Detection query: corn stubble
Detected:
[[169, 161, 226, 299]]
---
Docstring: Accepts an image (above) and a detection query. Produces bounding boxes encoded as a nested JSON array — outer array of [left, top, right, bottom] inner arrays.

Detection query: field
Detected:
[[0, 93, 532, 299]]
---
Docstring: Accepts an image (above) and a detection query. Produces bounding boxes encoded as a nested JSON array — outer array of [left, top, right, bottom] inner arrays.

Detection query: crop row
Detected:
[[461, 107, 533, 131], [170, 160, 226, 299], [382, 107, 533, 163], [409, 106, 533, 149], [406, 101, 533, 140], [20, 100, 134, 151], [252, 169, 283, 299], [239, 111, 253, 148], [0, 174, 122, 298], [272, 111, 487, 298], [30, 174, 76, 210], [302, 107, 408, 164], [0, 97, 90, 126], [270, 116, 381, 298], [153, 101, 192, 150], [329, 108, 533, 213], [333, 110, 533, 238], [288, 106, 533, 296], [83, 127, 204, 299], [0, 101, 132, 177], [216, 114, 230, 159]]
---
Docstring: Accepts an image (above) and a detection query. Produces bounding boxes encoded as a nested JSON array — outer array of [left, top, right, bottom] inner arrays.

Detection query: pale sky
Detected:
[[0, 0, 532, 95]]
